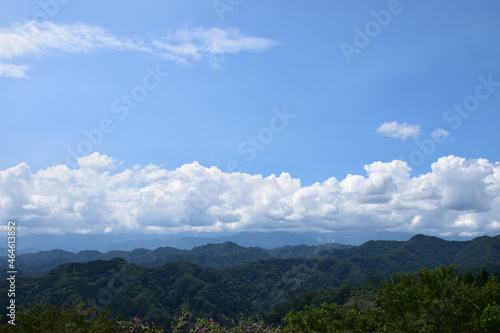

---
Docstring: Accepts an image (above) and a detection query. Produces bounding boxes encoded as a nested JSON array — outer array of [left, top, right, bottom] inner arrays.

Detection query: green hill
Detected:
[[3, 234, 500, 327]]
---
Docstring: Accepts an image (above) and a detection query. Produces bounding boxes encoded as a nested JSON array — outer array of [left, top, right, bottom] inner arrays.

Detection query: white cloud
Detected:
[[431, 128, 450, 140], [454, 214, 477, 228], [376, 121, 420, 140], [152, 27, 277, 67], [0, 21, 143, 58], [0, 21, 277, 78], [0, 61, 29, 78], [1, 153, 499, 237], [429, 156, 495, 212], [411, 215, 422, 225], [486, 221, 500, 231], [458, 231, 483, 237]]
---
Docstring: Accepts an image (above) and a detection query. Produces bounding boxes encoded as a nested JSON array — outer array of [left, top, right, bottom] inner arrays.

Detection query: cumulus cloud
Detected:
[[0, 21, 277, 77], [376, 121, 421, 140], [1, 153, 499, 237]]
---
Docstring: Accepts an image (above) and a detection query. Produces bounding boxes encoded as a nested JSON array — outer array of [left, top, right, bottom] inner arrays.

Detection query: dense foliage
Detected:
[[8, 258, 260, 325], [2, 265, 499, 332], [284, 265, 500, 332], [0, 301, 119, 332]]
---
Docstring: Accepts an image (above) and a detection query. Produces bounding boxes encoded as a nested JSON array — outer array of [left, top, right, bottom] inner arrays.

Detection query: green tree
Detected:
[[492, 270, 499, 281], [0, 301, 121, 332], [463, 270, 475, 284], [283, 265, 500, 332], [377, 265, 500, 332], [475, 267, 490, 287], [284, 302, 381, 333]]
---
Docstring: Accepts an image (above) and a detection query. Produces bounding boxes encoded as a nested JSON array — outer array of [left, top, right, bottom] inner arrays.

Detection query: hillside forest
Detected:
[[1, 234, 500, 332]]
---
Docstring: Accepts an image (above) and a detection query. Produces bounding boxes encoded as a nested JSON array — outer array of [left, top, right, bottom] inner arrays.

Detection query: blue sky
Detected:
[[1, 0, 500, 239]]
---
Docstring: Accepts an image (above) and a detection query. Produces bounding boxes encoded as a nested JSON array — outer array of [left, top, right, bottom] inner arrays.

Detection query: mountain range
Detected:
[[3, 233, 500, 277], [2, 230, 475, 254], [2, 234, 499, 327], [1, 240, 352, 276]]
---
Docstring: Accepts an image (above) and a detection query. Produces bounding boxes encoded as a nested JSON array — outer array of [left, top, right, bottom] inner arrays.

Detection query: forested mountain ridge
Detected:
[[3, 264, 499, 332], [2, 234, 500, 277], [10, 258, 260, 325], [2, 234, 500, 330], [0, 240, 351, 275], [318, 234, 500, 273], [0, 255, 386, 325]]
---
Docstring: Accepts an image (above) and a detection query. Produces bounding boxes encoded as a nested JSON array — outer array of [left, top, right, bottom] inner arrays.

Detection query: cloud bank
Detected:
[[1, 153, 499, 237], [0, 21, 277, 77]]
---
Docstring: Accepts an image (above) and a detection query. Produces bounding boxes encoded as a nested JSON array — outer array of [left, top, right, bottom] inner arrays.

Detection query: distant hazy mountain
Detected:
[[1, 241, 352, 275], [1, 230, 427, 254], [97, 231, 347, 252]]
